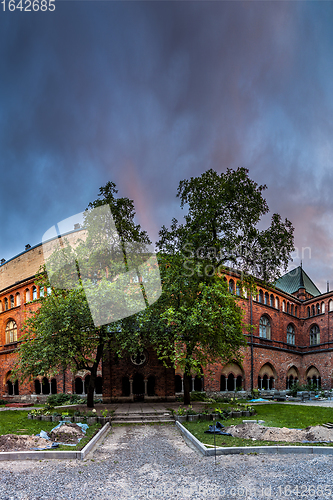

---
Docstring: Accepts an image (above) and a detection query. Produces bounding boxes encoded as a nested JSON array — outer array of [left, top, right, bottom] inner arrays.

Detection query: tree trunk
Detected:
[[183, 373, 191, 405], [86, 339, 104, 408], [86, 370, 96, 409]]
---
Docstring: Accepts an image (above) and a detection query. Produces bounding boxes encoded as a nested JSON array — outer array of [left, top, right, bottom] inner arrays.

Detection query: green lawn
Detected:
[[184, 404, 333, 448], [0, 410, 101, 451]]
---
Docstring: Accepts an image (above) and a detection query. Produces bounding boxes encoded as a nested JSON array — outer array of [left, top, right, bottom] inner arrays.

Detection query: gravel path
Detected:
[[0, 424, 332, 499]]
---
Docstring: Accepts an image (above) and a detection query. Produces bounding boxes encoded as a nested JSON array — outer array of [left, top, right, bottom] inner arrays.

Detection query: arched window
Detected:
[[287, 324, 295, 345], [47, 287, 51, 296], [307, 306, 310, 317], [32, 286, 37, 300], [259, 316, 271, 340], [5, 320, 17, 344], [316, 303, 320, 315], [258, 290, 263, 303], [287, 302, 290, 314], [15, 293, 20, 306], [312, 305, 315, 316], [229, 280, 235, 294], [291, 304, 294, 316], [175, 375, 182, 393], [275, 297, 279, 309], [220, 375, 226, 391], [282, 300, 285, 312], [39, 286, 44, 298], [10, 295, 14, 309], [321, 302, 325, 313], [270, 294, 274, 307], [51, 378, 57, 394], [0, 301, 2, 312], [310, 325, 320, 346], [236, 282, 240, 296], [4, 298, 8, 311], [264, 292, 269, 305], [329, 300, 333, 312], [295, 306, 298, 317], [25, 289, 30, 302]]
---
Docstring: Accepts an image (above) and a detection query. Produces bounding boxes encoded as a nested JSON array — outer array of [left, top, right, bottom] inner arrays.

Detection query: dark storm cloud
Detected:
[[1, 1, 333, 289]]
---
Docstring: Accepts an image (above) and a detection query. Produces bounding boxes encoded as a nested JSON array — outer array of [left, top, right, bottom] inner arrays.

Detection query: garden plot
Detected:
[[225, 422, 333, 443], [0, 423, 86, 451]]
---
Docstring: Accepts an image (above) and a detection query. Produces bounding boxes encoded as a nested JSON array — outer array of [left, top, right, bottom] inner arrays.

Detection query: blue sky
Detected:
[[1, 1, 333, 292]]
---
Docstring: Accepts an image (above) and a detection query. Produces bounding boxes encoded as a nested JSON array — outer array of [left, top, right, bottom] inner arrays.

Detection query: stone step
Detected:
[[114, 413, 171, 418], [112, 419, 174, 424], [112, 415, 172, 421]]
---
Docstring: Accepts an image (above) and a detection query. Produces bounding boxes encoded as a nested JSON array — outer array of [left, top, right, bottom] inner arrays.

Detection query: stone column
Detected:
[[191, 377, 195, 392], [129, 379, 133, 396], [317, 377, 319, 389], [260, 378, 263, 390], [234, 377, 237, 391], [181, 377, 184, 393], [201, 377, 204, 392], [144, 379, 148, 396]]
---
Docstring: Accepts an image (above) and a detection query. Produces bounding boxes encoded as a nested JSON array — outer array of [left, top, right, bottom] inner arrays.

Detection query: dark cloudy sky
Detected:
[[1, 1, 333, 292]]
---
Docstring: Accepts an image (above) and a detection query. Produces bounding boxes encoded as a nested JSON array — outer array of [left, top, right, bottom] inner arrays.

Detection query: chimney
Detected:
[[25, 244, 31, 251], [327, 281, 330, 293], [74, 223, 80, 230]]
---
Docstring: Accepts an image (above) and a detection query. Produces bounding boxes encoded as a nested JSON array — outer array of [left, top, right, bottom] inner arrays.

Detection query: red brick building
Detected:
[[0, 232, 332, 402]]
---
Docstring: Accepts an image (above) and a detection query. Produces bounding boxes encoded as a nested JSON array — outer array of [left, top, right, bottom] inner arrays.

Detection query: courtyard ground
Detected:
[[0, 419, 331, 499]]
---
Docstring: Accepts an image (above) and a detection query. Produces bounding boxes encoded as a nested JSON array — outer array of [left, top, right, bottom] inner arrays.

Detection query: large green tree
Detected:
[[14, 182, 152, 407], [158, 168, 294, 283], [142, 252, 246, 404], [151, 168, 295, 403]]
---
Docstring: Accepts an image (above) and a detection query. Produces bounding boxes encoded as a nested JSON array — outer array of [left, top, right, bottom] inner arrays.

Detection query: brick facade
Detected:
[[0, 233, 332, 402]]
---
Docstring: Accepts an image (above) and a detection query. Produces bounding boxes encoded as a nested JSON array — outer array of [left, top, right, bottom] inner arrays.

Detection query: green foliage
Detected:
[[185, 405, 196, 415], [176, 406, 186, 416], [13, 181, 153, 408], [158, 167, 294, 284]]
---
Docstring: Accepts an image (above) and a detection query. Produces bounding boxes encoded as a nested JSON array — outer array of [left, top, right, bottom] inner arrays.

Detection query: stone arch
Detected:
[[221, 363, 244, 391], [258, 363, 276, 390], [75, 377, 83, 394], [286, 366, 299, 389], [51, 378, 57, 394], [34, 378, 41, 395], [42, 377, 50, 395], [306, 365, 321, 389]]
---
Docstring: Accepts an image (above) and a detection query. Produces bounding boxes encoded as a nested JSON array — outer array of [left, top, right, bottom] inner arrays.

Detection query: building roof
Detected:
[[275, 266, 321, 298]]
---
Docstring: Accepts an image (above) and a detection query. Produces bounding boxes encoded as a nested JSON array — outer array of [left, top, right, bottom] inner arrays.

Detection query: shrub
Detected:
[[0, 399, 7, 406], [46, 393, 72, 406]]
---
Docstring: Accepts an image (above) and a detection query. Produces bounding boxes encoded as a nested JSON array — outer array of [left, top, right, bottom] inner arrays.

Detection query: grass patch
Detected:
[[0, 410, 101, 451], [183, 404, 333, 448]]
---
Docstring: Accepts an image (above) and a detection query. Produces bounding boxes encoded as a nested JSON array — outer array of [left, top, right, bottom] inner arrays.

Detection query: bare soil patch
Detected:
[[49, 423, 85, 444], [0, 434, 52, 452], [225, 423, 333, 443], [0, 423, 85, 451]]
